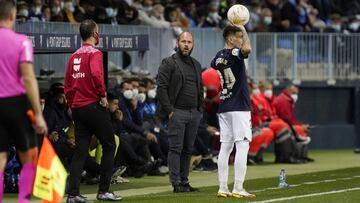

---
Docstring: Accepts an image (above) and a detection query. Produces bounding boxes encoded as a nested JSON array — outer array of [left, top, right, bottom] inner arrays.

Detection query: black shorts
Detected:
[[0, 95, 37, 152]]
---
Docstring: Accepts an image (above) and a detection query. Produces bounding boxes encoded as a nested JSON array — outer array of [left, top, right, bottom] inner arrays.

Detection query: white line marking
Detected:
[[250, 175, 360, 193], [251, 187, 360, 203]]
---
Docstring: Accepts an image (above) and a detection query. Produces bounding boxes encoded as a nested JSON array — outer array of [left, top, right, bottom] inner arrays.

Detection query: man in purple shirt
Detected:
[[0, 1, 47, 202]]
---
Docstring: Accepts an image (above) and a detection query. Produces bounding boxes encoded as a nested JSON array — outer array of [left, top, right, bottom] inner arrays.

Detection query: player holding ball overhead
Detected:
[[212, 4, 256, 199]]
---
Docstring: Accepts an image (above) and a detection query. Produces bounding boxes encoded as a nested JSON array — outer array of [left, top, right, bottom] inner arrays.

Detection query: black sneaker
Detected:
[[66, 195, 89, 203], [182, 183, 200, 192], [173, 184, 189, 193], [97, 191, 122, 201]]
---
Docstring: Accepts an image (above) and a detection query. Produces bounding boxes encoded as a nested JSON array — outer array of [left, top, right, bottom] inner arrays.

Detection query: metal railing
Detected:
[[15, 21, 360, 82]]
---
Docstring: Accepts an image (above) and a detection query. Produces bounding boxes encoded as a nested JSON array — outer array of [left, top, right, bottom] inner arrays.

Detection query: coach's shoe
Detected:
[[173, 184, 189, 193], [182, 183, 200, 192], [217, 191, 232, 198], [232, 189, 256, 198], [97, 192, 122, 201], [66, 195, 89, 203]]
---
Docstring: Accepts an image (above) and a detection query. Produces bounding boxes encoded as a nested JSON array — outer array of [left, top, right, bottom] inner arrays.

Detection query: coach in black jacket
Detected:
[[156, 32, 203, 193]]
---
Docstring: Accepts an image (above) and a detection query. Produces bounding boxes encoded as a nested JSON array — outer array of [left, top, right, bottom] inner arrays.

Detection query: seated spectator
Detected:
[[117, 5, 140, 25], [17, 1, 29, 23], [108, 92, 161, 178], [43, 83, 74, 169], [246, 0, 262, 32], [324, 13, 345, 33], [280, 0, 311, 32], [139, 3, 179, 28], [182, 1, 197, 28], [28, 0, 44, 21], [273, 84, 314, 162], [118, 81, 166, 176], [253, 8, 277, 32], [50, 0, 64, 21]]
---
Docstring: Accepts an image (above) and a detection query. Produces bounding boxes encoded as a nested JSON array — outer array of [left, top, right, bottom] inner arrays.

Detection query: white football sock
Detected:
[[233, 140, 249, 193], [217, 142, 234, 192]]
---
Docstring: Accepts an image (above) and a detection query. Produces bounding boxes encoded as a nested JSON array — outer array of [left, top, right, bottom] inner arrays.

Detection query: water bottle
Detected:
[[279, 169, 290, 188]]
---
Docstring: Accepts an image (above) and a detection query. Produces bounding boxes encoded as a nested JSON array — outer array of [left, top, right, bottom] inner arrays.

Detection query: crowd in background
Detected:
[[16, 0, 360, 33]]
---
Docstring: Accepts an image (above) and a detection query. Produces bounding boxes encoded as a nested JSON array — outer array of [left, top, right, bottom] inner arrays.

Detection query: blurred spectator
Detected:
[[50, 0, 64, 21], [264, 0, 283, 32], [28, 0, 44, 21], [103, 0, 119, 25], [63, 0, 77, 23], [164, 5, 185, 28], [347, 16, 359, 33], [182, 1, 197, 28], [308, 7, 326, 32], [246, 0, 262, 31], [139, 3, 178, 28], [281, 0, 311, 32], [253, 8, 277, 32], [17, 1, 29, 23], [324, 13, 344, 33], [41, 5, 51, 22], [117, 5, 140, 25], [203, 0, 222, 28]]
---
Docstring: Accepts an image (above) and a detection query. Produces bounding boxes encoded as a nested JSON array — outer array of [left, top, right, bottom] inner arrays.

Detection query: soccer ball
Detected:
[[227, 4, 250, 26]]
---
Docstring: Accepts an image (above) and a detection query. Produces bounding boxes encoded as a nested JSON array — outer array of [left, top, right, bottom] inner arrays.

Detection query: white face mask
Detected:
[[264, 89, 273, 98], [349, 22, 359, 31], [264, 16, 272, 25], [291, 94, 298, 103], [252, 88, 260, 96], [35, 6, 42, 15], [132, 88, 139, 97], [19, 9, 29, 17], [123, 90, 133, 100], [137, 93, 146, 103], [52, 6, 61, 15], [41, 104, 45, 111], [64, 2, 75, 13], [147, 89, 156, 99], [105, 8, 114, 17]]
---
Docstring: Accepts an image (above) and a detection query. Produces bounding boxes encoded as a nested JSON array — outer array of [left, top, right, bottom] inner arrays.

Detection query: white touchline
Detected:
[[250, 175, 360, 193], [250, 187, 360, 203]]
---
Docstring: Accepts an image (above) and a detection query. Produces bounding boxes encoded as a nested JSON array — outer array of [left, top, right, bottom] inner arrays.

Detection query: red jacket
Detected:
[[202, 67, 221, 113], [273, 90, 301, 125], [64, 43, 106, 108]]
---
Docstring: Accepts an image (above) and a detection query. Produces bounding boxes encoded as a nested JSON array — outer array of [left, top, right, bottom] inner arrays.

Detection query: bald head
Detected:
[[176, 32, 194, 56]]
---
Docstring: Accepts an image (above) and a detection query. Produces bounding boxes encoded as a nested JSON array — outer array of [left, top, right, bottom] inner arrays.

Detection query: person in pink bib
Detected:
[[0, 1, 48, 203]]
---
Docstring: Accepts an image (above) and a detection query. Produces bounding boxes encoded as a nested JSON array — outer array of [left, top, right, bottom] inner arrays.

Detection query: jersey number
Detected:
[[223, 68, 236, 90]]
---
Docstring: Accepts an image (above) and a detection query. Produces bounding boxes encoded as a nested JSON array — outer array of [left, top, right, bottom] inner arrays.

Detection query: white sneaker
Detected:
[[232, 189, 256, 198], [158, 166, 169, 174]]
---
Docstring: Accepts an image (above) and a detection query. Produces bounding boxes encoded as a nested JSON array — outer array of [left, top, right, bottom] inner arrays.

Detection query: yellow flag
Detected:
[[33, 137, 67, 203]]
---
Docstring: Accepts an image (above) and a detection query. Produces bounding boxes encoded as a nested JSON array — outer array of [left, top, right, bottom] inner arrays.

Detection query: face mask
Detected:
[[35, 6, 42, 15], [64, 2, 75, 12], [137, 93, 146, 103], [264, 16, 272, 25], [291, 94, 298, 103], [332, 24, 341, 31], [147, 89, 156, 99], [52, 7, 61, 15], [123, 90, 133, 99], [203, 91, 207, 99], [105, 8, 114, 17], [349, 22, 359, 31], [41, 104, 45, 111], [252, 88, 260, 96], [132, 88, 139, 97], [264, 89, 273, 98], [19, 9, 29, 17]]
